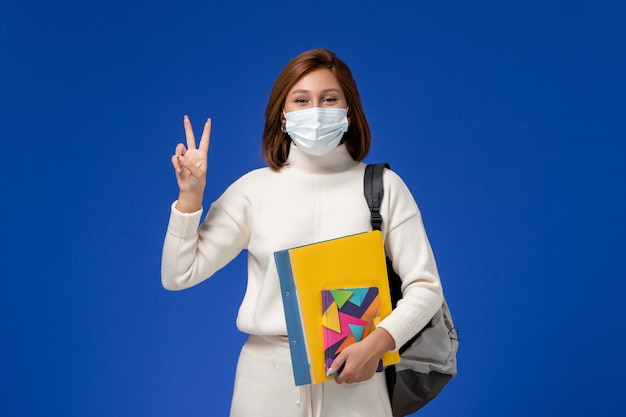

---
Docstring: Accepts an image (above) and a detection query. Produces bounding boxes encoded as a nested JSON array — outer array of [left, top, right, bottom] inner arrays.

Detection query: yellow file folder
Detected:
[[275, 231, 400, 385]]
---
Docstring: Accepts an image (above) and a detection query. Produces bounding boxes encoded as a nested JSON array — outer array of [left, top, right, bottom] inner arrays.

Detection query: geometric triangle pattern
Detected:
[[329, 289, 353, 309], [349, 323, 365, 341], [322, 287, 380, 375], [348, 287, 369, 306], [322, 300, 341, 333]]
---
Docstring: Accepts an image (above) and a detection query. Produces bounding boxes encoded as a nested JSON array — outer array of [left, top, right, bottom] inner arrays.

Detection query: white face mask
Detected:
[[284, 107, 349, 156]]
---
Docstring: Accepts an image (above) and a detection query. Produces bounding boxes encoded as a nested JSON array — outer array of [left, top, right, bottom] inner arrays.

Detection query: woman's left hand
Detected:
[[330, 327, 395, 384]]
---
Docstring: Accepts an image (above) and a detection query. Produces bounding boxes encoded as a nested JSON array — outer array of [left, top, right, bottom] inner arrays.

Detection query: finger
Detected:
[[178, 154, 205, 179], [329, 353, 348, 383], [199, 118, 211, 154], [172, 144, 187, 173], [171, 154, 181, 173], [175, 143, 187, 156], [183, 115, 197, 150], [335, 368, 350, 384]]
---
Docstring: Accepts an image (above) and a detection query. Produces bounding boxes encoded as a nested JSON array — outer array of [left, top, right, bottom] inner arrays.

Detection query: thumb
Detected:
[[178, 154, 206, 179]]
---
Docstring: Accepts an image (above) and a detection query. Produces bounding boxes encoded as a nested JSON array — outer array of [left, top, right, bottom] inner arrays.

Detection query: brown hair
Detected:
[[262, 48, 371, 170]]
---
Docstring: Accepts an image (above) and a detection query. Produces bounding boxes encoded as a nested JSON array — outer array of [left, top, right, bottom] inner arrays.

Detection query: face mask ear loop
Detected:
[[281, 109, 288, 134]]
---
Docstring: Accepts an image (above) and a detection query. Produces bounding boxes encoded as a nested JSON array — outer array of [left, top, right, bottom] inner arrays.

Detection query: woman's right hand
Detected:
[[171, 115, 211, 213]]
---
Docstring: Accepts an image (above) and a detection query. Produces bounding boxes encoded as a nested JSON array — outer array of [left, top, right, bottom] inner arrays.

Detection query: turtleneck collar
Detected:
[[285, 143, 358, 174]]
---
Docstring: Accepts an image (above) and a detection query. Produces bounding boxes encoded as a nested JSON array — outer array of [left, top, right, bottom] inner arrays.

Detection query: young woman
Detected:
[[162, 48, 443, 416]]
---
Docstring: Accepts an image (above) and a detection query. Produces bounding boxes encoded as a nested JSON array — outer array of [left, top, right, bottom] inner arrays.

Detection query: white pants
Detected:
[[230, 335, 393, 417]]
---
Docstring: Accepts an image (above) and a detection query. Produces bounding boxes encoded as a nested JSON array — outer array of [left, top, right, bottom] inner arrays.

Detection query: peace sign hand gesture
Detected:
[[171, 115, 211, 213]]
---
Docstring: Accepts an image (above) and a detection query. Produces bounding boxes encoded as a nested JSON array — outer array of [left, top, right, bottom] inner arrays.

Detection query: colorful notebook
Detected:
[[275, 231, 400, 386], [322, 287, 383, 377]]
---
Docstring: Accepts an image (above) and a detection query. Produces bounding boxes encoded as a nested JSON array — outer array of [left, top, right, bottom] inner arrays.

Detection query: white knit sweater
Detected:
[[161, 144, 443, 350]]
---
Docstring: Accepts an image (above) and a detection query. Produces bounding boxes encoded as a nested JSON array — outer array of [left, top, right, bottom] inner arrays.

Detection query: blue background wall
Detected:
[[1, 1, 624, 416]]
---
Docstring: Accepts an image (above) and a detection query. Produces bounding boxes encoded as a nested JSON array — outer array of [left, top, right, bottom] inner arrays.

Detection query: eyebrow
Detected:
[[291, 88, 342, 95]]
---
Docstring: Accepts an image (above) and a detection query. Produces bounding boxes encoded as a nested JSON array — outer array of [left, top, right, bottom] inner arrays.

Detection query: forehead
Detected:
[[288, 68, 343, 93]]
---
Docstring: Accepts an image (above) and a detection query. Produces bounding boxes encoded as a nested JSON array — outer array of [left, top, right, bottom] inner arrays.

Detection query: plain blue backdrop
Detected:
[[1, 1, 624, 416]]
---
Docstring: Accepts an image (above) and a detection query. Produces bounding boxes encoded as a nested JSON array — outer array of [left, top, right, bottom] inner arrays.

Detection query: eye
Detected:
[[294, 97, 309, 104], [322, 97, 338, 104]]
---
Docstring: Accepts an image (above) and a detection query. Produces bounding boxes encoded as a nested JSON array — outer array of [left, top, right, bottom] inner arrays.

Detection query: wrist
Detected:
[[175, 192, 203, 213], [368, 327, 396, 356]]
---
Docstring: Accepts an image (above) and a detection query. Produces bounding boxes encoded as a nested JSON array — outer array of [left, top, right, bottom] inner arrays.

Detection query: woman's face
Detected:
[[282, 68, 348, 117]]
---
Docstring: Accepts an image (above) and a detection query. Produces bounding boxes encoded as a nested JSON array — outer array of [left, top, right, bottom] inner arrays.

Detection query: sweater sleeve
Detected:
[[375, 170, 444, 350], [161, 195, 249, 291]]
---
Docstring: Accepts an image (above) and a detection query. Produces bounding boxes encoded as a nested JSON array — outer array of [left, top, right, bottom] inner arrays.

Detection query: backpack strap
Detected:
[[364, 163, 390, 231], [364, 163, 404, 308]]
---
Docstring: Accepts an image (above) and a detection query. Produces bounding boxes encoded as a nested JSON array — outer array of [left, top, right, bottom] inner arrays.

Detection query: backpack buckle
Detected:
[[371, 212, 383, 231]]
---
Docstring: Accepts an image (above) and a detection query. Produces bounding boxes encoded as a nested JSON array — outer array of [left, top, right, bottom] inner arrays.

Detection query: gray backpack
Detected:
[[364, 163, 459, 416]]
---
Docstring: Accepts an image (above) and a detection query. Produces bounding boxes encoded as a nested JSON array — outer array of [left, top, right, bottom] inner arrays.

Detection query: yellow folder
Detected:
[[275, 231, 400, 385]]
